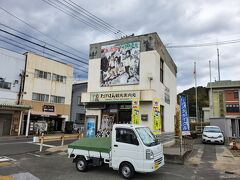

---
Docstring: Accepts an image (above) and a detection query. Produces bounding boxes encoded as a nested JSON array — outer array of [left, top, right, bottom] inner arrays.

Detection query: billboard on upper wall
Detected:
[[100, 41, 140, 87]]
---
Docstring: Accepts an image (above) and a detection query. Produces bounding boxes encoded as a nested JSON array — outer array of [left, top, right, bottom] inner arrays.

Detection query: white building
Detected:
[[82, 33, 177, 139], [0, 48, 31, 136]]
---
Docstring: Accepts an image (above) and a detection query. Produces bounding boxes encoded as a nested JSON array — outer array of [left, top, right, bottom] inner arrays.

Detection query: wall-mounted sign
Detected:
[[43, 105, 55, 112], [90, 91, 140, 102], [100, 41, 140, 87], [132, 98, 140, 124], [141, 114, 148, 121]]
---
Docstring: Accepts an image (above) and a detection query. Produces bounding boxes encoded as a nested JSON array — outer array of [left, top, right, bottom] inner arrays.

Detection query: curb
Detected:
[[164, 150, 192, 164]]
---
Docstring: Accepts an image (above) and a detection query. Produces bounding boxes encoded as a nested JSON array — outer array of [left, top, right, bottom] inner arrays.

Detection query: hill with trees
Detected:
[[177, 86, 209, 118]]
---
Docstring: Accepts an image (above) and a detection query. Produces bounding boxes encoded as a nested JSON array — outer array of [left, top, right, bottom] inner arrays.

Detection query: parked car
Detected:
[[202, 126, 224, 145]]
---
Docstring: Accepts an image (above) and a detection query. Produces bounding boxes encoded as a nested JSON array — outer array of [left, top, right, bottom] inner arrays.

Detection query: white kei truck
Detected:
[[68, 124, 164, 179]]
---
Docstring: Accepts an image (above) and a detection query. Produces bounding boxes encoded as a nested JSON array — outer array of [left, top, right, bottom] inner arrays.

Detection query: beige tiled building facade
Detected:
[[21, 53, 73, 135]]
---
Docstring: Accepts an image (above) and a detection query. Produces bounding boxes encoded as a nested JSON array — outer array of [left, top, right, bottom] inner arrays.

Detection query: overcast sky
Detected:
[[0, 0, 240, 93]]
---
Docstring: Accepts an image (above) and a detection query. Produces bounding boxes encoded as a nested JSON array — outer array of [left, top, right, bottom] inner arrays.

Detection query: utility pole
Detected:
[[217, 48, 220, 81], [209, 60, 213, 117], [194, 62, 198, 124]]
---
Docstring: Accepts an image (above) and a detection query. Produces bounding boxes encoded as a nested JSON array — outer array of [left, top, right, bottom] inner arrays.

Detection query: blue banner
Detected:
[[180, 96, 190, 135]]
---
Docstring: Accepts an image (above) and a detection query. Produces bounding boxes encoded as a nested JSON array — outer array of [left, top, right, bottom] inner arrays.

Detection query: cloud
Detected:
[[0, 0, 240, 93]]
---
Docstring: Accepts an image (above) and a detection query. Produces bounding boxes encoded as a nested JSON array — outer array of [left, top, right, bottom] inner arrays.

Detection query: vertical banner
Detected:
[[152, 98, 161, 134], [180, 96, 190, 135], [132, 98, 140, 124]]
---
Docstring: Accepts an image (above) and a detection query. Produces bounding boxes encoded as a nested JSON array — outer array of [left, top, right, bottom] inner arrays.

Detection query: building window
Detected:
[[77, 96, 82, 105], [234, 91, 239, 99], [34, 69, 51, 80], [226, 104, 239, 113], [160, 58, 164, 83], [52, 73, 66, 83], [0, 80, 11, 90], [50, 95, 65, 104], [32, 92, 49, 102], [76, 113, 85, 124], [160, 105, 164, 132]]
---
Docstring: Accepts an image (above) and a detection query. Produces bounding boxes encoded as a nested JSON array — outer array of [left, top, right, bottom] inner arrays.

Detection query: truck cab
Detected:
[[111, 124, 164, 174], [68, 124, 164, 179]]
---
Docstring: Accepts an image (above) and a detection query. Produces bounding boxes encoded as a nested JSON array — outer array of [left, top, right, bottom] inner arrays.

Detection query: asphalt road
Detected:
[[0, 143, 239, 180], [0, 138, 76, 156], [0, 153, 210, 180]]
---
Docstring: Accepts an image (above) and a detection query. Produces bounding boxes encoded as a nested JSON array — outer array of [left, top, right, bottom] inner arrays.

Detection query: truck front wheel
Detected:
[[120, 162, 135, 179], [75, 157, 88, 172]]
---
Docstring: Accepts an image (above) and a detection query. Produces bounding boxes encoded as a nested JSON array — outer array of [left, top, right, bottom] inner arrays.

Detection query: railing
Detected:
[[37, 133, 82, 152], [195, 126, 204, 133], [156, 132, 175, 144], [171, 136, 194, 156]]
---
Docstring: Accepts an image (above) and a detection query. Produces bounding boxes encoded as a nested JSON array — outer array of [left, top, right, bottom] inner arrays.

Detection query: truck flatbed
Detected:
[[68, 137, 111, 153]]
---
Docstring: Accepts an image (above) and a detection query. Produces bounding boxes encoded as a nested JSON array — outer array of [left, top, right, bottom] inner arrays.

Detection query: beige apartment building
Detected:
[[20, 53, 73, 135]]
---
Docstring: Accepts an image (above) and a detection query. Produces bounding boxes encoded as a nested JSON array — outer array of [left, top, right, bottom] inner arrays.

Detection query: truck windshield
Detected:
[[136, 127, 159, 147]]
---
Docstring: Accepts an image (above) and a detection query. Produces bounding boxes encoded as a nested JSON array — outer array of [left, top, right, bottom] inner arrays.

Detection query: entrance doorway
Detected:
[[0, 114, 12, 136], [118, 110, 131, 124]]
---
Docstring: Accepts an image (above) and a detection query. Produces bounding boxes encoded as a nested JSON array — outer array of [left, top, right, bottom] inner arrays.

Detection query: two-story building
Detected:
[[21, 52, 73, 135], [82, 33, 177, 140], [207, 80, 240, 138]]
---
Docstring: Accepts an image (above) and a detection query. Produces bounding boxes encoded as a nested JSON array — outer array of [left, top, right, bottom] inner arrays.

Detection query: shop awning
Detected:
[[0, 104, 32, 111], [31, 111, 57, 117]]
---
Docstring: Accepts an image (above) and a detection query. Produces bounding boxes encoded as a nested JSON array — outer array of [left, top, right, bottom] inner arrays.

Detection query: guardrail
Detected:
[[37, 133, 83, 152]]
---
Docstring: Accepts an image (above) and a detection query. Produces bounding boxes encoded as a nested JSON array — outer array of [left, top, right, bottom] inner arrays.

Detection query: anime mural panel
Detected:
[[100, 41, 140, 87]]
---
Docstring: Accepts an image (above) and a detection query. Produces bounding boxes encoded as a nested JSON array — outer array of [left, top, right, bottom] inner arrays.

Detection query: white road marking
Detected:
[[30, 142, 56, 148], [0, 156, 16, 162], [11, 172, 40, 180]]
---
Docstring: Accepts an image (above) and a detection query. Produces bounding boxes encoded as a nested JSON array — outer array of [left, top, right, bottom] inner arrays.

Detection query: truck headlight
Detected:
[[218, 135, 223, 138], [146, 149, 154, 160]]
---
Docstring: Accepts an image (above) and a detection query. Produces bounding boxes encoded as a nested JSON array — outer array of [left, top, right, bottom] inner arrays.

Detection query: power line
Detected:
[[0, 5, 88, 57], [57, 0, 121, 37], [166, 38, 240, 48], [61, 0, 126, 37], [69, 0, 127, 36], [0, 35, 88, 73], [0, 38, 87, 74], [0, 23, 89, 63], [0, 28, 88, 65], [40, 0, 115, 38]]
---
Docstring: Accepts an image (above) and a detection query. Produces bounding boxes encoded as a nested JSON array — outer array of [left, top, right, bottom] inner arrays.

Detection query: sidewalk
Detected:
[[163, 146, 191, 164], [0, 135, 34, 141], [0, 133, 68, 141], [213, 145, 240, 176]]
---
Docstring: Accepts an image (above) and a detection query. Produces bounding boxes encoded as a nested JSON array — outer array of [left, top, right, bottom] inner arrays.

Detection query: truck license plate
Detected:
[[154, 162, 159, 169]]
